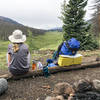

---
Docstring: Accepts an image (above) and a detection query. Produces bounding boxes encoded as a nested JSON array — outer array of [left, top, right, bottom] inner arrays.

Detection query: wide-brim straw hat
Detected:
[[8, 29, 26, 43]]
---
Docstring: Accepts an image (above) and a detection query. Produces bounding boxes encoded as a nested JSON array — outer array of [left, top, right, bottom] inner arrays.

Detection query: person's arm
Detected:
[[7, 44, 13, 67], [27, 52, 31, 66], [7, 53, 11, 67]]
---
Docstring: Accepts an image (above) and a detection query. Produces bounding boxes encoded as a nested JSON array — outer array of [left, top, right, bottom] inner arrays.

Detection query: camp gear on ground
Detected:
[[53, 60, 58, 65], [59, 42, 76, 55], [43, 66, 50, 77], [8, 43, 30, 75], [52, 51, 57, 60], [53, 42, 64, 60], [32, 60, 37, 70], [58, 54, 82, 66], [8, 29, 26, 43], [46, 59, 57, 67], [0, 78, 8, 95], [48, 63, 56, 67], [47, 59, 53, 63], [54, 38, 80, 60], [37, 61, 43, 69]]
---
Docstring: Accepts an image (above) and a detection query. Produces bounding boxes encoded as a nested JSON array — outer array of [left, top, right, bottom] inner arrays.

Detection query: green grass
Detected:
[[0, 41, 10, 69], [27, 31, 63, 50], [0, 41, 10, 52]]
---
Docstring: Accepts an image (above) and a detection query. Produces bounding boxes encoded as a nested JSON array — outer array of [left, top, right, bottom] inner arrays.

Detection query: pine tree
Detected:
[[60, 0, 99, 50]]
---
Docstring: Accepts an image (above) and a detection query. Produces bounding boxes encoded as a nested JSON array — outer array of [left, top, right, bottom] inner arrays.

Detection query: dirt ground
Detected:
[[0, 51, 100, 100]]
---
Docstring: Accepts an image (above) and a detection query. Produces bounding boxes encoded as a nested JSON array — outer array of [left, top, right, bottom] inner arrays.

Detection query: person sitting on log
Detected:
[[7, 29, 30, 76], [53, 38, 80, 60]]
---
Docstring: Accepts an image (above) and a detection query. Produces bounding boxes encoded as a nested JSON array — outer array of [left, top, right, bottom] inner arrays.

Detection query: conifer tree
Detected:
[[60, 0, 99, 50]]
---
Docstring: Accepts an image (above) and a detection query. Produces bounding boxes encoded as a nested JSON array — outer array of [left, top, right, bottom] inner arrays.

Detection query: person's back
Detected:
[[7, 29, 30, 76]]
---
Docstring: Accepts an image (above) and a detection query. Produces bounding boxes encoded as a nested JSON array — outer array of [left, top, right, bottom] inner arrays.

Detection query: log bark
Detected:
[[0, 61, 100, 80]]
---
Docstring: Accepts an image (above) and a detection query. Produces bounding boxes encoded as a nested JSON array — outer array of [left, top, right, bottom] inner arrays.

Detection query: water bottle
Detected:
[[37, 61, 43, 70], [43, 66, 50, 77]]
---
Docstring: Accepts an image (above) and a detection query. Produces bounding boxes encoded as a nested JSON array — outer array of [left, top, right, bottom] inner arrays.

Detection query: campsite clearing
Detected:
[[0, 50, 100, 100]]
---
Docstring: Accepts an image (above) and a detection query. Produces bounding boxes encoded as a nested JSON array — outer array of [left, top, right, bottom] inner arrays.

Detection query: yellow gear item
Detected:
[[58, 54, 82, 66]]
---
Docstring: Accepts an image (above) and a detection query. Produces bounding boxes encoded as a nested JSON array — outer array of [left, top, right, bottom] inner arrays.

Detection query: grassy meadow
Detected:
[[0, 41, 10, 69], [27, 31, 63, 50]]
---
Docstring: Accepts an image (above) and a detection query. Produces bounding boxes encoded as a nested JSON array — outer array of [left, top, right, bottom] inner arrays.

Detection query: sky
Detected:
[[0, 0, 94, 29]]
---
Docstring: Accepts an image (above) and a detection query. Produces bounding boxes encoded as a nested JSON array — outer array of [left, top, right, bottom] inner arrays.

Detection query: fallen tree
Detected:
[[0, 61, 100, 80]]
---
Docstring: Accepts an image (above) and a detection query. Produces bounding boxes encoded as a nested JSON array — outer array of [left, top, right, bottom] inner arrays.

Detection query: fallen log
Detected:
[[0, 61, 100, 80]]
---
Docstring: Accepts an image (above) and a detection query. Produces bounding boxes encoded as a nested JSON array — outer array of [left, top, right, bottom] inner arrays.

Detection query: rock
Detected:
[[53, 82, 75, 95], [45, 95, 64, 100], [0, 78, 8, 95], [92, 79, 100, 91], [69, 92, 100, 100], [36, 97, 40, 100], [68, 95, 74, 100], [45, 96, 57, 100], [56, 95, 64, 100], [42, 85, 51, 89], [96, 57, 100, 61], [73, 79, 92, 93]]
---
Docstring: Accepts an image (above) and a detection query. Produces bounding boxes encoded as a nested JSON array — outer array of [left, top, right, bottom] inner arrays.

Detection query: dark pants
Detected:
[[8, 67, 29, 76]]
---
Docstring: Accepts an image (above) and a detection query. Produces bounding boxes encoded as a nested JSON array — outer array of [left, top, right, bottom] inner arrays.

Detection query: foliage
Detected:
[[26, 31, 63, 50], [80, 32, 99, 50], [60, 0, 99, 50], [27, 30, 38, 52]]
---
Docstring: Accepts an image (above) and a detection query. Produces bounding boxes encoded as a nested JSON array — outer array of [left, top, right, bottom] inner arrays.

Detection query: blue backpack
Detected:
[[53, 38, 80, 59], [59, 38, 80, 55], [67, 38, 80, 51]]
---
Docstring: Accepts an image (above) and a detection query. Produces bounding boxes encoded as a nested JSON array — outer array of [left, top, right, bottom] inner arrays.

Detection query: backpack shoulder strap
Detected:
[[56, 42, 64, 57]]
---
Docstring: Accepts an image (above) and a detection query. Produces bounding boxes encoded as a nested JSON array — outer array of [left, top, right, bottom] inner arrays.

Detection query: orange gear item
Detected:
[[32, 63, 36, 70], [32, 60, 37, 70]]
